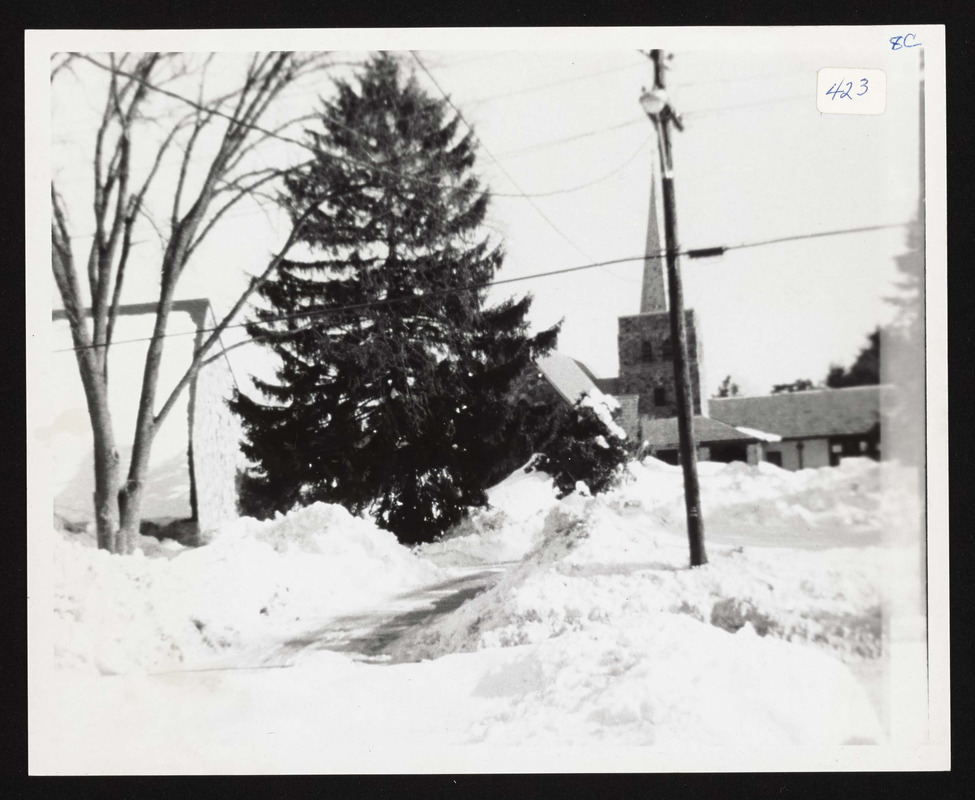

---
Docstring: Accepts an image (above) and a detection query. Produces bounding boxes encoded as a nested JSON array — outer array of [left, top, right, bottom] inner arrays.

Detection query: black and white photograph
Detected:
[[26, 27, 948, 773]]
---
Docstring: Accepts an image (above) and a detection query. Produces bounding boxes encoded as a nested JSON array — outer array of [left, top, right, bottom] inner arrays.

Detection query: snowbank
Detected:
[[44, 456, 918, 758], [421, 455, 892, 569], [414, 463, 561, 567], [53, 502, 442, 675], [382, 456, 906, 746], [390, 492, 886, 665], [462, 618, 883, 746]]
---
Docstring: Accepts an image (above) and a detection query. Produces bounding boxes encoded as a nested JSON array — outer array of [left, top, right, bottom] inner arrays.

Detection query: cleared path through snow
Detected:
[[269, 564, 510, 665]]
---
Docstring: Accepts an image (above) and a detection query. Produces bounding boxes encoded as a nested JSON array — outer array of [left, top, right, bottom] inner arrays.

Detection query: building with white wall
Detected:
[[709, 386, 883, 470], [49, 299, 242, 535], [575, 128, 885, 470]]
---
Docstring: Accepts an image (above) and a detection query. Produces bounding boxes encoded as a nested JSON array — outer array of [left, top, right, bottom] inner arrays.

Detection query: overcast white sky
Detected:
[[44, 29, 928, 398]]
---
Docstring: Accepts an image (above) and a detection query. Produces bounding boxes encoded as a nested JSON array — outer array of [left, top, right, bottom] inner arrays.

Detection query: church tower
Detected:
[[615, 134, 707, 422]]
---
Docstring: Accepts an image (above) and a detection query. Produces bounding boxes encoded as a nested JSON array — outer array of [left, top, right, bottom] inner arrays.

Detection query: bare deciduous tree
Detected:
[[51, 51, 337, 553]]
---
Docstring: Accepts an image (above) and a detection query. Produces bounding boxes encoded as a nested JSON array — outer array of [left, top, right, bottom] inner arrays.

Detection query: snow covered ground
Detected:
[[31, 457, 934, 773]]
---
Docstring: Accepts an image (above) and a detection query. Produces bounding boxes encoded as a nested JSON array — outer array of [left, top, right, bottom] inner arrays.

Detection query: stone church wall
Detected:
[[615, 395, 641, 441], [616, 309, 705, 419]]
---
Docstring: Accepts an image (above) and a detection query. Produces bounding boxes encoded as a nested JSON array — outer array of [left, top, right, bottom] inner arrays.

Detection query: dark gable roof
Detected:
[[568, 358, 620, 396], [710, 385, 883, 439], [643, 415, 761, 449], [593, 376, 621, 395], [53, 298, 212, 328]]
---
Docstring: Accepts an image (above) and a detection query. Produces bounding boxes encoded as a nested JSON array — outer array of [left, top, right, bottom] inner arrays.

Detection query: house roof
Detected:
[[536, 353, 602, 405], [593, 376, 621, 395], [53, 298, 213, 328], [572, 359, 601, 384], [709, 385, 883, 439], [642, 415, 762, 449]]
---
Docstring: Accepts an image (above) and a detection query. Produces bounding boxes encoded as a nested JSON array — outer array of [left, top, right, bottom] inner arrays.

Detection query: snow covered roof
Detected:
[[710, 386, 884, 440], [642, 415, 762, 449], [536, 353, 602, 406], [733, 426, 782, 443]]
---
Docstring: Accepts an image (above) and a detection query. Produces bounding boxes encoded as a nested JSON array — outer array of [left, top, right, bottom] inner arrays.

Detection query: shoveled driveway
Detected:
[[273, 565, 509, 665]]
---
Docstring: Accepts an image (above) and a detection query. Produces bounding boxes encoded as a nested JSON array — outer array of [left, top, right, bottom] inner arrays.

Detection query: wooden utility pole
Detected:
[[648, 49, 707, 566]]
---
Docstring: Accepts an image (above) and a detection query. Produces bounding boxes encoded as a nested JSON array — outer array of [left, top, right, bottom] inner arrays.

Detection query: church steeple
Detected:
[[639, 134, 669, 314], [612, 90, 707, 427]]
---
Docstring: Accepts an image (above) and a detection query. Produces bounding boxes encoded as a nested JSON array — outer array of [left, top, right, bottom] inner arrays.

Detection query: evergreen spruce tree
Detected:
[[231, 54, 557, 543]]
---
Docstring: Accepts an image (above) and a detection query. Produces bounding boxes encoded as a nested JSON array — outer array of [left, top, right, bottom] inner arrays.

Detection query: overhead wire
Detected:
[[54, 55, 895, 360], [60, 52, 811, 217], [464, 59, 647, 107], [409, 51, 599, 264], [68, 53, 651, 204], [52, 221, 912, 355], [521, 135, 653, 198], [495, 117, 646, 160], [682, 93, 809, 117]]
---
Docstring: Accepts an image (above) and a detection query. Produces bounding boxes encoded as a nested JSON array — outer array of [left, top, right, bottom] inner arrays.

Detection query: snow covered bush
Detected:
[[532, 393, 630, 498]]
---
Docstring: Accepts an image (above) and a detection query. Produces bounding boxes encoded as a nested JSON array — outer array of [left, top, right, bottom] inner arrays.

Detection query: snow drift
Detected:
[[53, 502, 442, 674], [389, 461, 888, 666], [44, 456, 915, 756]]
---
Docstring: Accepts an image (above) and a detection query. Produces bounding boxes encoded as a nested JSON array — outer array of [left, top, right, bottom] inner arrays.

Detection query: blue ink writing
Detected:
[[825, 78, 870, 101], [890, 33, 921, 50], [825, 80, 864, 101]]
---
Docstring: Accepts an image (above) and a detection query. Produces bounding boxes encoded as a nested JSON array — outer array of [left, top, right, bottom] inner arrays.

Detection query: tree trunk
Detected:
[[116, 401, 157, 555], [117, 478, 144, 555], [69, 343, 124, 552], [90, 395, 122, 552], [116, 287, 173, 554]]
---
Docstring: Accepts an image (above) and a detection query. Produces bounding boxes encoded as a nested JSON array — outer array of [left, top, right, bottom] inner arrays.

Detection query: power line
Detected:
[[495, 117, 646, 160], [61, 54, 813, 212], [465, 59, 647, 107], [461, 56, 808, 108], [683, 93, 808, 117], [70, 53, 607, 203], [418, 51, 515, 69], [52, 221, 911, 355], [410, 51, 598, 268], [494, 134, 653, 199], [490, 93, 812, 160], [671, 66, 813, 91]]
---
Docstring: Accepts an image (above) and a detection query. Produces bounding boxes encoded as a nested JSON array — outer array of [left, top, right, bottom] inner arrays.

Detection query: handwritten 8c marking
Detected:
[[890, 33, 921, 50]]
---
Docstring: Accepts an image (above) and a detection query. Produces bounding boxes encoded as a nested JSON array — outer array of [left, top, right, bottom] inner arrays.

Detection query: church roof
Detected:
[[592, 376, 621, 395], [642, 415, 761, 449], [709, 385, 884, 439], [535, 353, 603, 405]]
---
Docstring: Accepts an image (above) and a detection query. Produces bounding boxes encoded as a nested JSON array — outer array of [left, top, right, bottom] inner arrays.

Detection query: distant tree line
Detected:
[[769, 328, 882, 395]]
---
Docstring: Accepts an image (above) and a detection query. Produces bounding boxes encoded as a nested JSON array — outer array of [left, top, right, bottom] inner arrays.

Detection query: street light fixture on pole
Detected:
[[641, 49, 707, 567]]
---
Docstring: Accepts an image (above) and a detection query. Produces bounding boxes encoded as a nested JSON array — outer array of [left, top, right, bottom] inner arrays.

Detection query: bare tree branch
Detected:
[[55, 50, 339, 552], [154, 199, 323, 428], [223, 113, 321, 176], [187, 159, 316, 258], [51, 186, 94, 361]]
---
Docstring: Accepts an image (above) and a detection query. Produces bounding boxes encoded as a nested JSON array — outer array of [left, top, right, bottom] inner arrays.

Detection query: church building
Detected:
[[540, 126, 883, 471]]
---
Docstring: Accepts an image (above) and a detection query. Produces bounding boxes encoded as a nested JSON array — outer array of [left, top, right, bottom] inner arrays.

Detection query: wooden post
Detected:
[[650, 49, 707, 567]]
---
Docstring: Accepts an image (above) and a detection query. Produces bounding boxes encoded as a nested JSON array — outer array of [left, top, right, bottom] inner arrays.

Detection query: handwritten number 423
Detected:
[[825, 79, 869, 100]]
